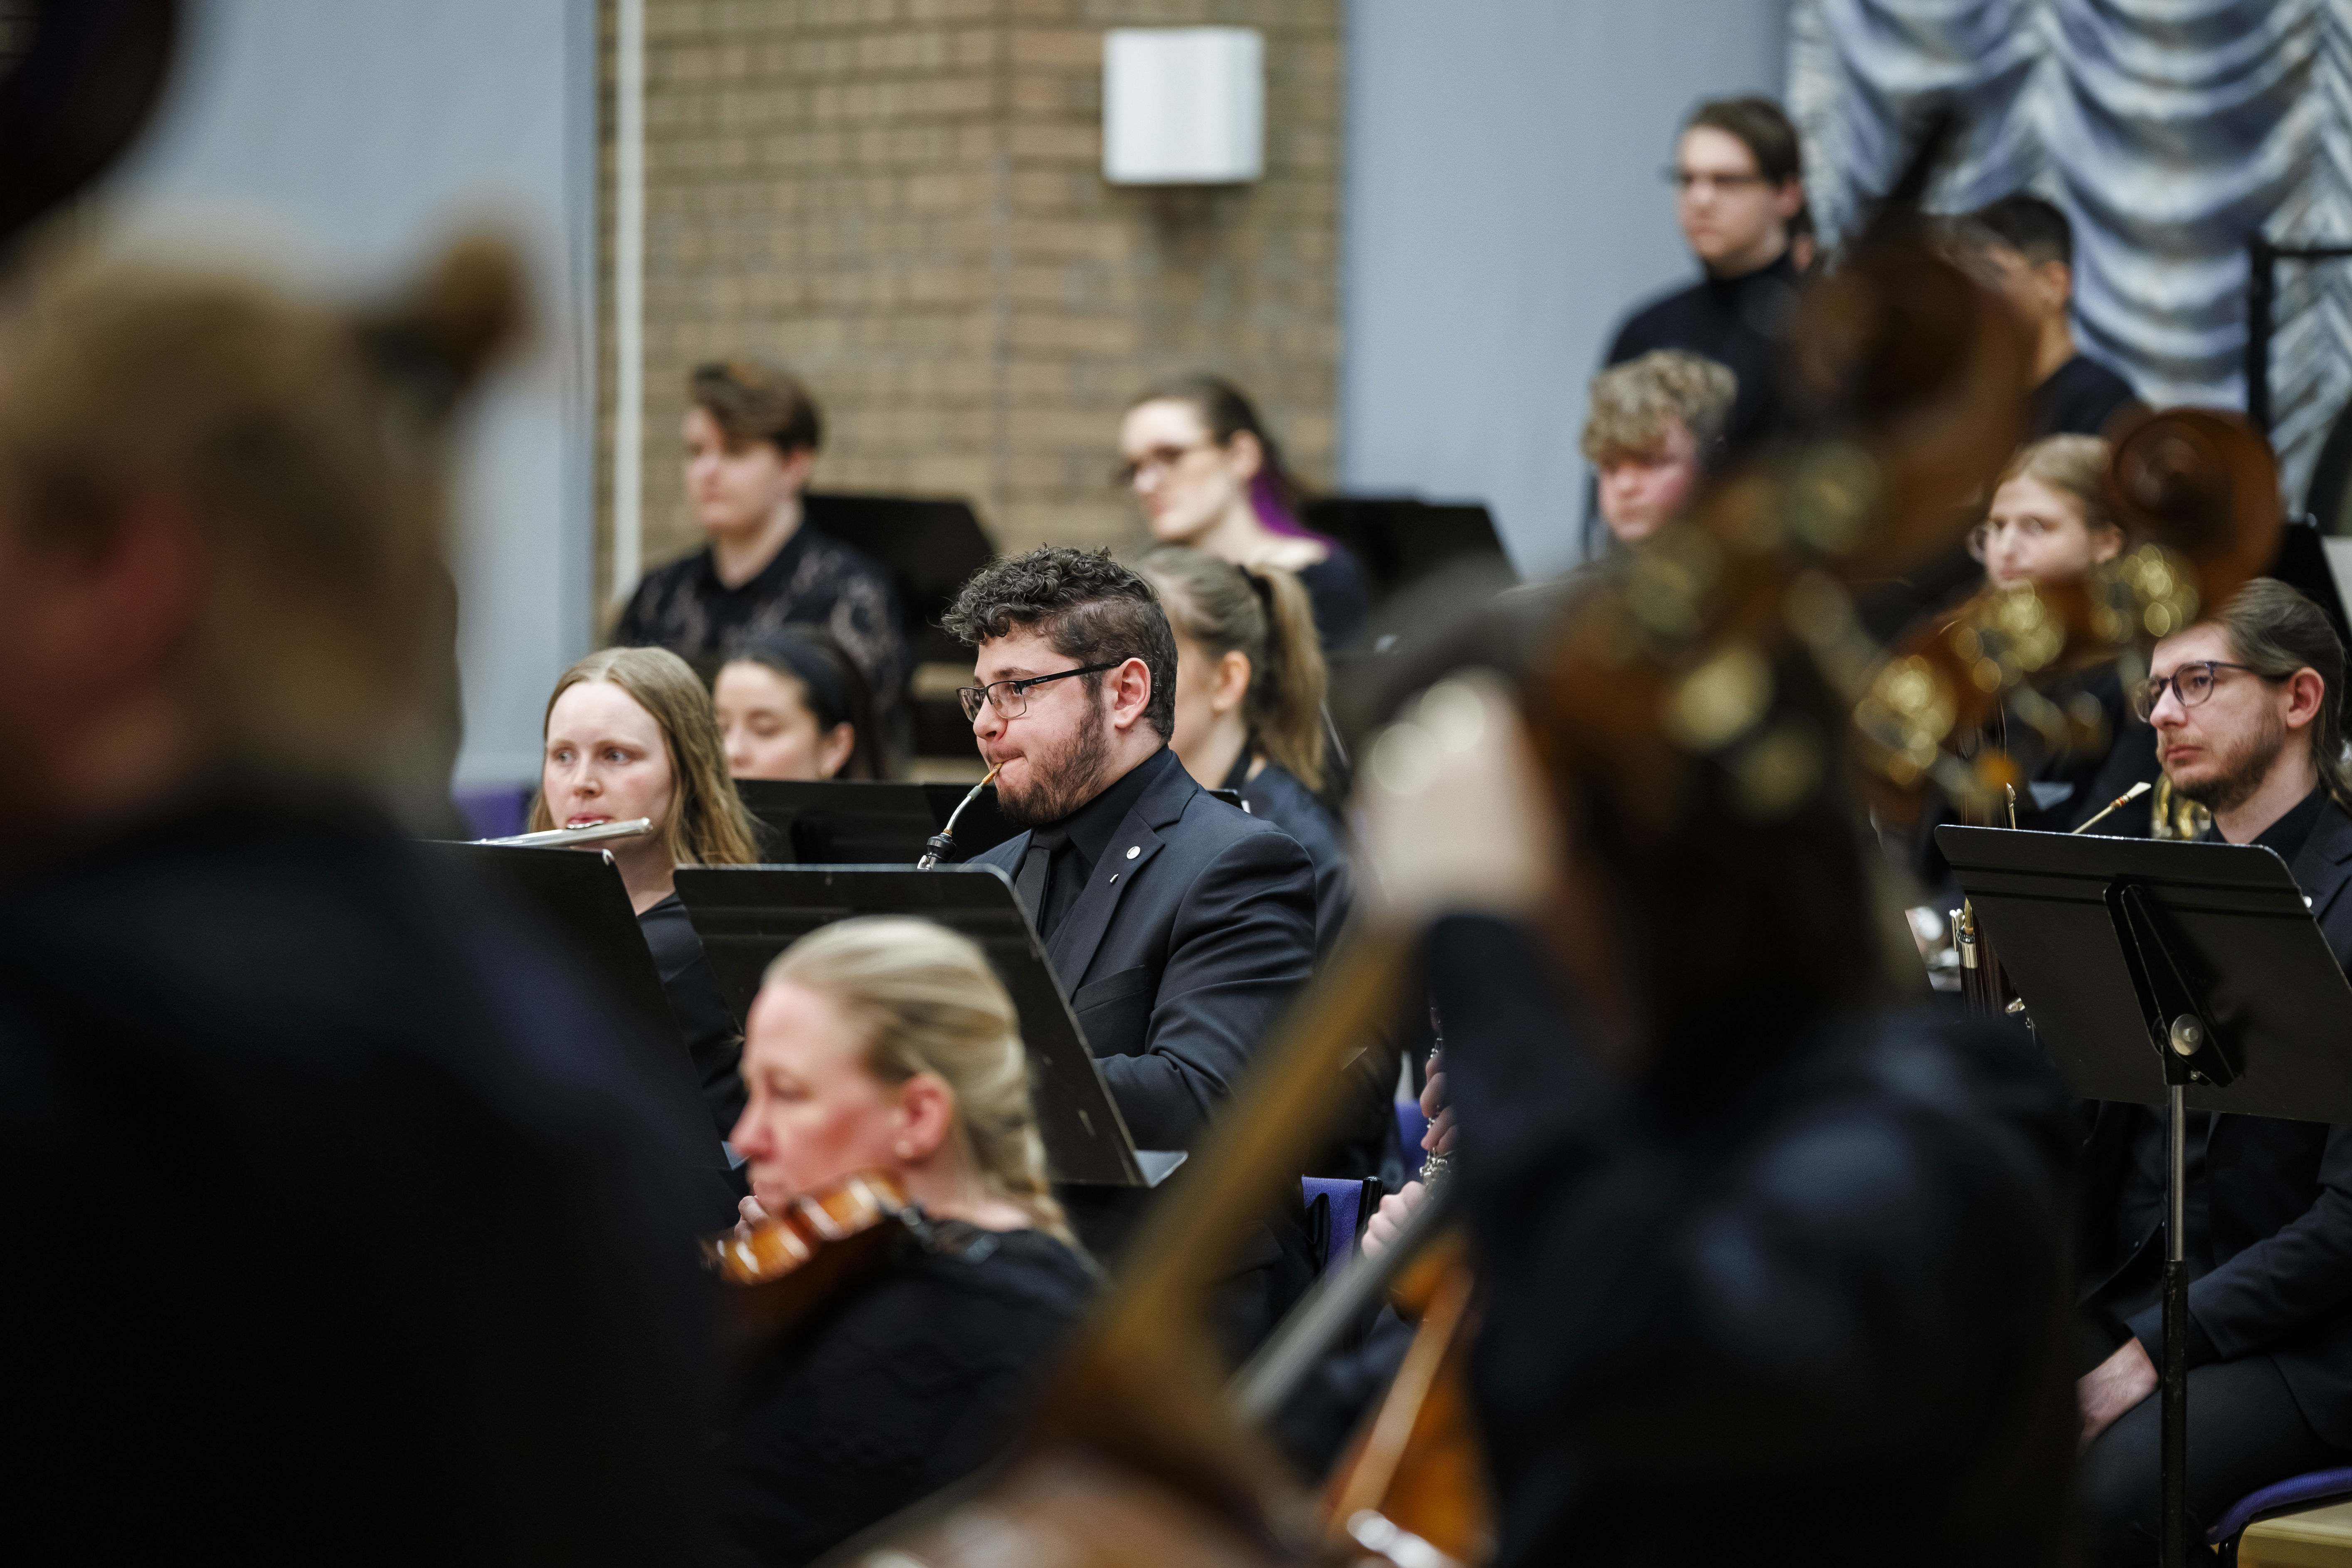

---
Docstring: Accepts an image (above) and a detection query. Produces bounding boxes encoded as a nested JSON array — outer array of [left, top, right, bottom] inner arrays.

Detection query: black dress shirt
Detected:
[[1019, 746, 1172, 943], [614, 523, 909, 708], [720, 1223, 1095, 1566], [1604, 249, 1802, 452], [2027, 352, 2144, 441]]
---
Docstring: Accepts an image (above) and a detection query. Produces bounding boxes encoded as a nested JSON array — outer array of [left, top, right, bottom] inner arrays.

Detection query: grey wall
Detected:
[[104, 0, 599, 788], [1341, 0, 1790, 577]]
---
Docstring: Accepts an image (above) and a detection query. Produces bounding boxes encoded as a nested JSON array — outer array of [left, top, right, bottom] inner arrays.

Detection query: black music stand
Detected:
[[428, 842, 688, 1071], [425, 841, 742, 1205], [800, 493, 993, 666], [672, 864, 1177, 1189], [1940, 826, 2352, 1568], [1301, 495, 1515, 608], [735, 779, 1018, 865]]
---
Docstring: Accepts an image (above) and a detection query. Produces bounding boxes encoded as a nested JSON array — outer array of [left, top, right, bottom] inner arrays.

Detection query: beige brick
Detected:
[[597, 0, 1341, 614]]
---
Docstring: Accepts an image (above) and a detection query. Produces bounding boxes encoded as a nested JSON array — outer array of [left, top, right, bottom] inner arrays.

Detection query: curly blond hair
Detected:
[[1580, 350, 1738, 464]]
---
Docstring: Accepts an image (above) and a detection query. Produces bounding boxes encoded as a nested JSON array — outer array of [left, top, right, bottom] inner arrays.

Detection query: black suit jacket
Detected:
[[972, 749, 1318, 1150], [2077, 796, 2352, 1447]]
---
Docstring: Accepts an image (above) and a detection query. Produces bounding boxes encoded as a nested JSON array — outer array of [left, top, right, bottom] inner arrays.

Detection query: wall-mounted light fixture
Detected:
[[1102, 27, 1264, 185]]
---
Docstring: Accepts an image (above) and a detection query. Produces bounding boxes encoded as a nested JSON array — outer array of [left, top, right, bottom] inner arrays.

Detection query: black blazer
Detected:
[[2076, 796, 2352, 1448], [971, 749, 1319, 1150]]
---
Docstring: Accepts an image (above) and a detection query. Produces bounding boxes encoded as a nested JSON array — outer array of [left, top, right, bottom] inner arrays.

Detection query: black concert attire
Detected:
[[2028, 352, 2144, 442], [719, 1222, 1095, 1567], [1297, 545, 1371, 651], [972, 745, 1319, 1151], [1435, 914, 2077, 1568], [1604, 249, 1801, 453], [1218, 747, 1399, 1184], [640, 892, 747, 1139], [1219, 749, 1353, 951], [1, 791, 718, 1560], [2075, 788, 2352, 1565], [972, 744, 1320, 1354], [615, 522, 910, 711]]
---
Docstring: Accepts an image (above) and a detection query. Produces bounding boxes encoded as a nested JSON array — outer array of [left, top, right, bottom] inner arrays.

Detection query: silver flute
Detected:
[[477, 817, 654, 848]]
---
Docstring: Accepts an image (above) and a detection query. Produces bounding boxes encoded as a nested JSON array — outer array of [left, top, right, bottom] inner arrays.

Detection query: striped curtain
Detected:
[[1787, 0, 2352, 511]]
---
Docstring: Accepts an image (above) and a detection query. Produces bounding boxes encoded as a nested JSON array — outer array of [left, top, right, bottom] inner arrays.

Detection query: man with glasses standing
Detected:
[[2076, 577, 2352, 1563], [1600, 96, 1807, 457], [943, 546, 1317, 1156]]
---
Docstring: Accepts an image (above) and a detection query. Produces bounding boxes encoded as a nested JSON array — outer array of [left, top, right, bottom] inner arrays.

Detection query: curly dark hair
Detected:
[[942, 546, 1177, 740]]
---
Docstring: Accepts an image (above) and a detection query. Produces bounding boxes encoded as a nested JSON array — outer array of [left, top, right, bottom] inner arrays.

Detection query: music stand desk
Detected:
[[673, 864, 1169, 1188], [735, 779, 1019, 865], [1942, 825, 2352, 1568]]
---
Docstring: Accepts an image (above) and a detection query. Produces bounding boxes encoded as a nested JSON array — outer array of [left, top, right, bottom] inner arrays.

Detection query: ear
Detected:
[[2285, 668, 2328, 734], [816, 720, 857, 779], [894, 1072, 956, 1163], [1223, 429, 1265, 485], [2090, 526, 2123, 565], [1773, 179, 1805, 222], [1211, 648, 1252, 716], [1105, 656, 1154, 735], [2036, 259, 2073, 311], [780, 446, 817, 493]]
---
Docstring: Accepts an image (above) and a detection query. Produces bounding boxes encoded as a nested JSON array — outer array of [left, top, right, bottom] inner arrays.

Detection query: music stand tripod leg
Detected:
[[2163, 1080, 2189, 1568]]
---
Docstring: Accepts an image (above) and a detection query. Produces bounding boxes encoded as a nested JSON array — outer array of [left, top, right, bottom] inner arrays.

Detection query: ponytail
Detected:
[[1134, 544, 1329, 793], [1239, 564, 1328, 792]]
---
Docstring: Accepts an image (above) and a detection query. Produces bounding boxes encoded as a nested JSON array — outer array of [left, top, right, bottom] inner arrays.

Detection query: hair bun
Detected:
[[350, 232, 527, 417]]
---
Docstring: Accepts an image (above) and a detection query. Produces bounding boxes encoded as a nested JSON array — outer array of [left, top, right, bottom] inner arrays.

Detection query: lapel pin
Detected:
[[1109, 873, 1119, 884], [1126, 845, 1140, 859]]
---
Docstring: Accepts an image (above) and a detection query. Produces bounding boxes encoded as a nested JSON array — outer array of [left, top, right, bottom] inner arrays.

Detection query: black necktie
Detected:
[[1014, 825, 1069, 938]]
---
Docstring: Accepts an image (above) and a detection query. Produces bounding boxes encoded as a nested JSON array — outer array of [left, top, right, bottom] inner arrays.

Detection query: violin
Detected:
[[703, 1170, 922, 1346]]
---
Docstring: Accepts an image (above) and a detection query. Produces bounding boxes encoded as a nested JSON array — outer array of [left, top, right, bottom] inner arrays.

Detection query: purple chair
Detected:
[[1302, 1176, 1383, 1275], [1396, 1100, 1429, 1177], [2210, 1467, 2352, 1563], [453, 784, 533, 841]]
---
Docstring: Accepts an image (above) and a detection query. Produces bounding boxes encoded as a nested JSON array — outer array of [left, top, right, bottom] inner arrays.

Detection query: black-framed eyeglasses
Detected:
[[1112, 441, 1215, 489], [2132, 661, 2273, 722], [958, 662, 1122, 722], [1661, 166, 1770, 194]]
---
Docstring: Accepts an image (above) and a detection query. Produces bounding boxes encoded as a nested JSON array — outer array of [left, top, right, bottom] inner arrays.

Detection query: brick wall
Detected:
[[596, 0, 1344, 608]]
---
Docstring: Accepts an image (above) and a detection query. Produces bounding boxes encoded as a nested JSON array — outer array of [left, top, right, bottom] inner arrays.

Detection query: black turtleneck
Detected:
[[1603, 248, 1800, 452]]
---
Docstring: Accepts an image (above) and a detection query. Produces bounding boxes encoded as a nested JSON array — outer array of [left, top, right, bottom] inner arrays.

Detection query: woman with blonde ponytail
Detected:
[[1135, 544, 1354, 949], [720, 916, 1093, 1565]]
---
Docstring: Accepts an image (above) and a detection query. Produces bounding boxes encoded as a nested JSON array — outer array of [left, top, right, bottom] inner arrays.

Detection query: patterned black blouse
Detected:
[[613, 524, 910, 709]]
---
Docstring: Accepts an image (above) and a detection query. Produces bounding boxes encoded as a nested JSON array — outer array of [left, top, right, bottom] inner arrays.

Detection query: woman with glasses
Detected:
[[1116, 374, 1369, 651]]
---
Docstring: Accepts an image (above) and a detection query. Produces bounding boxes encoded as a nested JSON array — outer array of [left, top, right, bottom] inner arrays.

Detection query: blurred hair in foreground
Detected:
[[0, 232, 520, 822]]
